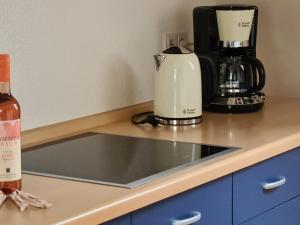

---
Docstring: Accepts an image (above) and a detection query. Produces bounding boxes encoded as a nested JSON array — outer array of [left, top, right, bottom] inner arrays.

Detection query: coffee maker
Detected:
[[193, 5, 266, 113]]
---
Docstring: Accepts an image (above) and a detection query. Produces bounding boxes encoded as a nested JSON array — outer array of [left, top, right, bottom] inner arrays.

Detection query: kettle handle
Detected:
[[197, 55, 218, 103], [248, 57, 266, 92], [153, 54, 166, 71]]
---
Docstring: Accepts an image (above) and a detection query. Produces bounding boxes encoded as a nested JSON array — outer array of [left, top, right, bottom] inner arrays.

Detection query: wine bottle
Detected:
[[0, 54, 21, 195]]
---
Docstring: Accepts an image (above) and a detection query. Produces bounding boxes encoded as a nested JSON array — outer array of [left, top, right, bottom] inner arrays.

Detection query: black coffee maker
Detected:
[[193, 5, 266, 113]]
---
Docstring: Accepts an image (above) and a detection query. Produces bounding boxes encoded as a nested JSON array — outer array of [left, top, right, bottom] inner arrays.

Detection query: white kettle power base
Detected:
[[158, 116, 202, 126]]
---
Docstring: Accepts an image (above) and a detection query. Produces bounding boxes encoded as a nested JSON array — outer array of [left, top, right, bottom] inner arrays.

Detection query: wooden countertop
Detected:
[[2, 96, 300, 225]]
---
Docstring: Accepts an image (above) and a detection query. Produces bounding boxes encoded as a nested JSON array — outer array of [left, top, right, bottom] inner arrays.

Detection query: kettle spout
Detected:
[[153, 54, 166, 71]]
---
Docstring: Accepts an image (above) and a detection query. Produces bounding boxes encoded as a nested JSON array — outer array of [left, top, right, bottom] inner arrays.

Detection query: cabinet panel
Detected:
[[233, 147, 300, 224], [241, 196, 300, 225], [102, 215, 131, 225], [132, 176, 232, 225]]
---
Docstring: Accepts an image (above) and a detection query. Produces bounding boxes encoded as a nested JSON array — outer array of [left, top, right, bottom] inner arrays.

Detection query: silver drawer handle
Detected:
[[262, 176, 286, 190], [172, 211, 201, 225]]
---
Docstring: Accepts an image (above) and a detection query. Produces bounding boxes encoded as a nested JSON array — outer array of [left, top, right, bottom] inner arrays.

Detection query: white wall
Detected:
[[1, 1, 295, 130], [0, 0, 217, 130], [252, 0, 300, 98]]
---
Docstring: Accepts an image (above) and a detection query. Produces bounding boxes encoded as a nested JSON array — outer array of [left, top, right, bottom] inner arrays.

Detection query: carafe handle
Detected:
[[197, 55, 218, 104], [248, 57, 266, 92]]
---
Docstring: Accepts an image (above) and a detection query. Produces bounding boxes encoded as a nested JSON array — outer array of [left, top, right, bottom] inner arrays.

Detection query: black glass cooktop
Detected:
[[22, 133, 238, 188]]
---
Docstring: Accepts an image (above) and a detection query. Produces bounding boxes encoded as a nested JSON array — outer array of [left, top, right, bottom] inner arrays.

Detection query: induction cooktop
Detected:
[[22, 133, 239, 188]]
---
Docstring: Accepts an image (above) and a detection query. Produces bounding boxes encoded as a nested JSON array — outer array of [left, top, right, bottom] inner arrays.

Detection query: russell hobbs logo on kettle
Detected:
[[238, 21, 251, 28], [183, 108, 196, 115]]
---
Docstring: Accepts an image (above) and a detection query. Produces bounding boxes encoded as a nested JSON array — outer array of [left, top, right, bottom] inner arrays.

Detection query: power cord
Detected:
[[131, 111, 161, 127]]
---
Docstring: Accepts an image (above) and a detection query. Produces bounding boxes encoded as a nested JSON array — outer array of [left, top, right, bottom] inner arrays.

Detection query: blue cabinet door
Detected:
[[241, 196, 300, 225], [102, 215, 131, 225], [233, 147, 300, 224], [132, 176, 232, 225]]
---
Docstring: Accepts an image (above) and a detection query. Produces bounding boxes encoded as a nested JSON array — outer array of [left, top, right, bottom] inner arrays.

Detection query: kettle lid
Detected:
[[162, 46, 193, 54]]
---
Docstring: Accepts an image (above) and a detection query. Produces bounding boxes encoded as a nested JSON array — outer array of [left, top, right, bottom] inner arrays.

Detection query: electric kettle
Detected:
[[153, 46, 204, 125]]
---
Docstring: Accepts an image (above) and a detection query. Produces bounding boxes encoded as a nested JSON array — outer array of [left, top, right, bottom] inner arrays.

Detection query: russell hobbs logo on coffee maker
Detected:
[[238, 21, 251, 28]]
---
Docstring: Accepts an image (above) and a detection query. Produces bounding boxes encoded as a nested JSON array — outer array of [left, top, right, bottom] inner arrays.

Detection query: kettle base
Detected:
[[158, 116, 202, 126]]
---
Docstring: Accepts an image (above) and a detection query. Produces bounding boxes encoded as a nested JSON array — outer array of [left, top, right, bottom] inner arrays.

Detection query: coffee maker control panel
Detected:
[[212, 93, 265, 106]]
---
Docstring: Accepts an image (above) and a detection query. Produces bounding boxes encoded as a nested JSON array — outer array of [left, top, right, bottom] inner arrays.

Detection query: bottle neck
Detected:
[[0, 82, 11, 94], [0, 54, 11, 94]]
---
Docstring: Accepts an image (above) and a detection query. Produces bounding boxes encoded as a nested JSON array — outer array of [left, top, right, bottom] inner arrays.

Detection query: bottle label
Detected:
[[0, 119, 21, 181]]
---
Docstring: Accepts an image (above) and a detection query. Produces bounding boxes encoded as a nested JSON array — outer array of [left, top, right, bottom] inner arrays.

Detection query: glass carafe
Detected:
[[218, 55, 265, 96]]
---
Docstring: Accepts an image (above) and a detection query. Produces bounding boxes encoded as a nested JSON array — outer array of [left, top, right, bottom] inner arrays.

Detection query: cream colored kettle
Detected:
[[153, 46, 202, 125]]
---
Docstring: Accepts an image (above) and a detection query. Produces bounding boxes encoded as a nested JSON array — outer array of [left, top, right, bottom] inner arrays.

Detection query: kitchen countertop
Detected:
[[2, 96, 300, 225]]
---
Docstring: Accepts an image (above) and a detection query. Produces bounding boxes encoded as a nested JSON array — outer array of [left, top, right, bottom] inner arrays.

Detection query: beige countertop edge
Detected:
[[62, 132, 300, 225]]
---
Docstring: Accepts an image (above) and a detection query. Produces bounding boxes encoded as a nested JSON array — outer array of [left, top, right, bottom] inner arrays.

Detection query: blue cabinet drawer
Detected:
[[233, 147, 300, 225], [102, 215, 131, 225], [132, 176, 232, 225], [241, 196, 300, 225]]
